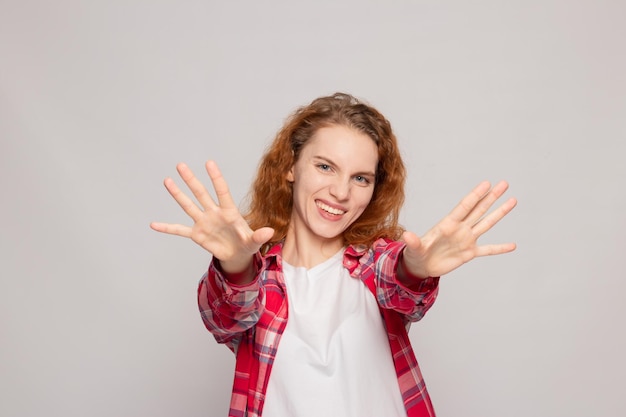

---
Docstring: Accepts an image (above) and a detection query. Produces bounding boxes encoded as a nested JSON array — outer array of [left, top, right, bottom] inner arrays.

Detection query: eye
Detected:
[[317, 164, 331, 171], [354, 175, 372, 185]]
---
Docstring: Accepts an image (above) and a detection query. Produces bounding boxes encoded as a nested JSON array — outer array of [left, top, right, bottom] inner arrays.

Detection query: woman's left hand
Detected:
[[401, 180, 517, 279]]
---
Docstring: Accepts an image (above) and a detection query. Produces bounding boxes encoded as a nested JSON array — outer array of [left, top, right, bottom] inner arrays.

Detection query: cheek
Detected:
[[294, 173, 326, 195], [356, 188, 375, 209], [292, 178, 316, 206]]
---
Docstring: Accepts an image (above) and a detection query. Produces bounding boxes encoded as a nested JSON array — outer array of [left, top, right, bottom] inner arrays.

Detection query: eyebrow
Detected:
[[312, 155, 377, 178]]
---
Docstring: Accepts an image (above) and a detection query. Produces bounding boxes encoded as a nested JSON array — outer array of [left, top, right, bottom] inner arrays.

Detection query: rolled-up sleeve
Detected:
[[197, 253, 265, 350], [373, 239, 440, 322]]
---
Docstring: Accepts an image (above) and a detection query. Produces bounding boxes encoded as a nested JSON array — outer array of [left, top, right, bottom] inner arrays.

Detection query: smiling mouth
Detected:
[[316, 201, 346, 216]]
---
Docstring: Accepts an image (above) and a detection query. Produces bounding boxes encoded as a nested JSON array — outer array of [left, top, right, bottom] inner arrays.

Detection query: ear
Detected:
[[286, 166, 295, 182]]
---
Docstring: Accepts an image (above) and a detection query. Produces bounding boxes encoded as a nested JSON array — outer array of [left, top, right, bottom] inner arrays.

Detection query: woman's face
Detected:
[[287, 124, 378, 246]]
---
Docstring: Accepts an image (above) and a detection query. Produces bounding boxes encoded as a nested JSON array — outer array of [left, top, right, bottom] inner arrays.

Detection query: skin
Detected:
[[283, 125, 378, 268], [150, 124, 517, 284]]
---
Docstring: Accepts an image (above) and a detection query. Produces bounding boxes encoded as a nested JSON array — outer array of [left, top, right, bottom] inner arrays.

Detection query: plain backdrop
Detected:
[[1, 1, 624, 416]]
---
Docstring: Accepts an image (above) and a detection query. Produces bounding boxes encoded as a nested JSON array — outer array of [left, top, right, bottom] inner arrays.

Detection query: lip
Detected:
[[315, 199, 347, 218]]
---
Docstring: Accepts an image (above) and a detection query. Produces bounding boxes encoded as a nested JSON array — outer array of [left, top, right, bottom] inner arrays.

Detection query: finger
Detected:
[[150, 221, 192, 238], [206, 160, 237, 209], [475, 241, 517, 257], [176, 162, 217, 210], [401, 230, 424, 252], [252, 227, 275, 246], [448, 181, 491, 222], [465, 180, 510, 226], [163, 177, 206, 221], [473, 196, 517, 236]]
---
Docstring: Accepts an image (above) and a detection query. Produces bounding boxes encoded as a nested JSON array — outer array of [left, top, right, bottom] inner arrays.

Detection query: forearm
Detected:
[[396, 252, 431, 291], [215, 256, 257, 285], [197, 256, 264, 344], [373, 239, 440, 321]]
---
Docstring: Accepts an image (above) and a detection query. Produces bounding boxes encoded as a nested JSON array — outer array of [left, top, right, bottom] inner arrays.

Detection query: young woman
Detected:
[[151, 93, 517, 417]]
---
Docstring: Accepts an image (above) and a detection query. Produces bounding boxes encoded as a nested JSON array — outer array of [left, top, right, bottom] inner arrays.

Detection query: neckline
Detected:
[[282, 247, 345, 274]]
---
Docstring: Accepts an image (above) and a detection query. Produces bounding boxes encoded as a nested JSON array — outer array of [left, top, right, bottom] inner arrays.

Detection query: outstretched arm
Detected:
[[399, 180, 517, 282], [150, 160, 274, 283]]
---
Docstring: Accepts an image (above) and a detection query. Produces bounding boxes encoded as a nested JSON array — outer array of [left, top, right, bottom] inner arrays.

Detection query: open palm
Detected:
[[150, 161, 274, 273], [401, 181, 517, 279]]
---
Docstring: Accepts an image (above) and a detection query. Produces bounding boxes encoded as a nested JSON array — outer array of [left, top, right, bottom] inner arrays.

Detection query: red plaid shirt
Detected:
[[198, 238, 439, 417]]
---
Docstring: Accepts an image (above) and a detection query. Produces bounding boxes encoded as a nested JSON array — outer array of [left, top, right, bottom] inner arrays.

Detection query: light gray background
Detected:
[[1, 1, 624, 416]]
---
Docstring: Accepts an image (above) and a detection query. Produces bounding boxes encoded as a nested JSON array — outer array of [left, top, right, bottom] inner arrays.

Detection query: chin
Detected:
[[313, 225, 349, 241]]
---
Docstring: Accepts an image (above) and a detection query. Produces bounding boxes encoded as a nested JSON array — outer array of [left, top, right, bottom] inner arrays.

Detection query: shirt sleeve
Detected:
[[197, 253, 265, 351], [373, 239, 440, 323]]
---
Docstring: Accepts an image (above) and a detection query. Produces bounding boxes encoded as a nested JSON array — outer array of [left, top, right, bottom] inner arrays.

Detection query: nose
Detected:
[[329, 177, 350, 201]]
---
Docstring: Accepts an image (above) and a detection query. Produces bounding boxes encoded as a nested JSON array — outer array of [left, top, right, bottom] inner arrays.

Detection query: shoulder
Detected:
[[343, 238, 406, 276], [345, 237, 404, 257]]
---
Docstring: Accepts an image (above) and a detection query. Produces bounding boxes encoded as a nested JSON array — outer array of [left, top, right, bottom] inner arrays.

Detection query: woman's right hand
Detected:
[[150, 161, 275, 274]]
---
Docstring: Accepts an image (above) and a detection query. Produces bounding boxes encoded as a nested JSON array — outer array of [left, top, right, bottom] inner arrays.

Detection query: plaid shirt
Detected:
[[198, 238, 440, 417]]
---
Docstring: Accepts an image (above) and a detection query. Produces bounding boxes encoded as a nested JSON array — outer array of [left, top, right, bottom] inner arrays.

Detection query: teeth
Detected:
[[317, 201, 345, 215]]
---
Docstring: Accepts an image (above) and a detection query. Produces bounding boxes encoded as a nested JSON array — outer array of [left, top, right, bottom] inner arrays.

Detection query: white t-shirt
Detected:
[[262, 250, 407, 417]]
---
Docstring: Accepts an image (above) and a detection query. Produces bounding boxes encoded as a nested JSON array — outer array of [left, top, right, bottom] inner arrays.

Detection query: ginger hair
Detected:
[[244, 92, 406, 253]]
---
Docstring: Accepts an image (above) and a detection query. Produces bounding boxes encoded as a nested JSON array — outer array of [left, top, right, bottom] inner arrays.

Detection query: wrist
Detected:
[[216, 258, 256, 285], [397, 254, 429, 287]]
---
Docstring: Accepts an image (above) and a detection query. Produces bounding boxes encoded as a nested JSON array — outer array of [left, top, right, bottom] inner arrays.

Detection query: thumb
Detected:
[[401, 230, 423, 252], [252, 227, 275, 246]]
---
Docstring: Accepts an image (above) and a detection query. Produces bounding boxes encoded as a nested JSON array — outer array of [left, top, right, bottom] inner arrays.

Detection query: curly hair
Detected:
[[244, 92, 406, 253]]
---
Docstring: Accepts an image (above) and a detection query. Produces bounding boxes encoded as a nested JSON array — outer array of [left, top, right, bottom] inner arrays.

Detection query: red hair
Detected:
[[244, 93, 406, 252]]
